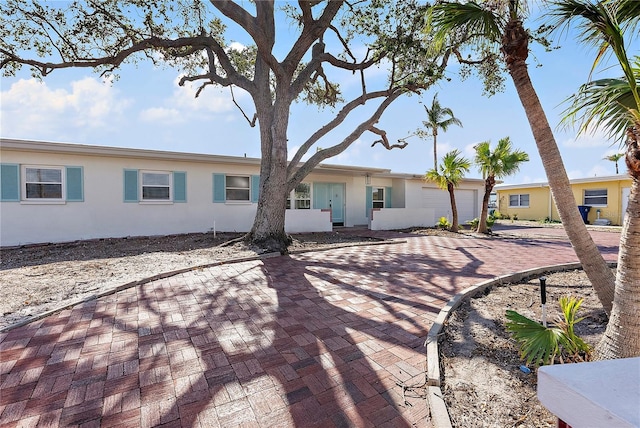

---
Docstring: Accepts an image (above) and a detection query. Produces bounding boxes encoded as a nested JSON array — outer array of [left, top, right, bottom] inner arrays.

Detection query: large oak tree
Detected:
[[1, 0, 486, 253]]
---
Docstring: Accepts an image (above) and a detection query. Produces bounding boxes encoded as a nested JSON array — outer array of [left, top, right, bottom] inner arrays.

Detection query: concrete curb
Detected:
[[0, 239, 403, 333], [425, 261, 617, 428]]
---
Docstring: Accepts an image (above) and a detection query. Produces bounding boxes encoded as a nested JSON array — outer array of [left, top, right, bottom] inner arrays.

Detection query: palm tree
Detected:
[[419, 93, 463, 168], [429, 0, 615, 314], [546, 0, 640, 359], [604, 153, 625, 174], [474, 137, 529, 233], [425, 149, 471, 233]]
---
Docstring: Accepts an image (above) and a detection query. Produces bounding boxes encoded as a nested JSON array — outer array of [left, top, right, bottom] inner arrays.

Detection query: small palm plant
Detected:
[[505, 296, 592, 366]]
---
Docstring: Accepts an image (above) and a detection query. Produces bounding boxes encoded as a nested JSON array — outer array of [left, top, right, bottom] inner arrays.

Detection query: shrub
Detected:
[[466, 218, 479, 229], [505, 296, 592, 366], [436, 216, 451, 230]]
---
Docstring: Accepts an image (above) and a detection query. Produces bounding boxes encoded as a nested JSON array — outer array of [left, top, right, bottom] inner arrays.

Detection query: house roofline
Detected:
[[0, 138, 392, 177], [496, 174, 632, 190]]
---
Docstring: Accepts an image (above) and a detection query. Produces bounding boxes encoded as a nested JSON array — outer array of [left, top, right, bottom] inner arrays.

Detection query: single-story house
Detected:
[[495, 175, 632, 226], [0, 138, 486, 247]]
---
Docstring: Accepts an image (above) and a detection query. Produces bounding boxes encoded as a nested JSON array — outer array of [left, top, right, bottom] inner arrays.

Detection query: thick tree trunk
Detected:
[[248, 90, 292, 254], [477, 176, 494, 234], [595, 179, 640, 358], [448, 183, 459, 233], [595, 127, 640, 358], [503, 19, 615, 314]]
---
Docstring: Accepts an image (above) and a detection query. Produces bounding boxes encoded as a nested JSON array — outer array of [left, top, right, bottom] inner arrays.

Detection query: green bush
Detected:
[[466, 218, 479, 229], [436, 216, 451, 230], [505, 296, 592, 366]]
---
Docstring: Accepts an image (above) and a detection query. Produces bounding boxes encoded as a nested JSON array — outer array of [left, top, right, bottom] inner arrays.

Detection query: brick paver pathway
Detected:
[[0, 227, 620, 427]]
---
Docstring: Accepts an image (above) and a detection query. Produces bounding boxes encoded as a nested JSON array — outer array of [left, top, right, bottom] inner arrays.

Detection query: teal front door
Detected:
[[313, 183, 345, 225]]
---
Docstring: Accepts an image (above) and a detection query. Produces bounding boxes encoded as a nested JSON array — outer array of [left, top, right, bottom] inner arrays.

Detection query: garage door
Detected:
[[422, 188, 477, 224]]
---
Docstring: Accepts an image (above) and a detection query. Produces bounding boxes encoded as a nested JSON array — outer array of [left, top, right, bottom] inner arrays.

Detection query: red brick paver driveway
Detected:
[[0, 226, 619, 427]]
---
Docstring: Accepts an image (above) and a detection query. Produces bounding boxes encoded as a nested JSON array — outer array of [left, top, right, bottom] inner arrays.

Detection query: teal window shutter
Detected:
[[123, 169, 139, 202], [0, 163, 20, 201], [66, 166, 84, 202], [365, 186, 372, 218], [251, 175, 260, 203], [385, 186, 392, 208], [213, 173, 225, 203], [173, 171, 187, 203]]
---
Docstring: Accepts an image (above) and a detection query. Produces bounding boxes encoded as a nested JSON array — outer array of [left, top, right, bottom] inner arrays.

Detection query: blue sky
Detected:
[[1, 5, 635, 185]]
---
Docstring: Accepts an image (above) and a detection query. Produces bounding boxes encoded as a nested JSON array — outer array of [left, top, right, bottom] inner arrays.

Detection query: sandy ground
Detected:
[[440, 268, 611, 427], [0, 231, 380, 330]]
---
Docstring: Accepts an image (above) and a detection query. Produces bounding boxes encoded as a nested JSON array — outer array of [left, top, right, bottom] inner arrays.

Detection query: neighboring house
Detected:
[[495, 175, 632, 226], [0, 138, 485, 246]]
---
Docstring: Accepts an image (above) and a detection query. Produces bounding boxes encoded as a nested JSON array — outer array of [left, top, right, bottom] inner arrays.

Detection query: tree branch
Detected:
[[370, 127, 409, 149], [2, 34, 214, 75], [230, 86, 257, 127], [287, 90, 404, 188], [287, 89, 392, 172]]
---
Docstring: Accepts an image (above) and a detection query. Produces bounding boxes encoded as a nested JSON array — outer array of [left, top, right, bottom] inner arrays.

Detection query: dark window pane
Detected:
[[142, 173, 169, 186], [295, 183, 310, 199], [26, 183, 62, 199], [372, 188, 384, 201], [585, 197, 607, 205], [26, 168, 61, 183], [520, 194, 529, 206], [226, 189, 250, 200], [226, 176, 250, 189], [373, 201, 384, 209], [142, 186, 170, 200], [295, 200, 310, 209]]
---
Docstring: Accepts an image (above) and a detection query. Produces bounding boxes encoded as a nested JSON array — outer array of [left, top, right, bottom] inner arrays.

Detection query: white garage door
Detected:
[[422, 188, 477, 224], [455, 189, 478, 223]]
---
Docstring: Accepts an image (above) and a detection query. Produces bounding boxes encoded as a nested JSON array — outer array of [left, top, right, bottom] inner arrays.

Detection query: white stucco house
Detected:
[[0, 138, 486, 247]]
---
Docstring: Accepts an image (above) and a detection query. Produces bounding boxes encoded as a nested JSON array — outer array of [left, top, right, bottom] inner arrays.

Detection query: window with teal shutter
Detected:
[[123, 169, 139, 202], [66, 166, 84, 202], [385, 186, 392, 208], [1, 163, 20, 201], [213, 174, 225, 202], [251, 175, 260, 203], [173, 172, 187, 203], [365, 185, 372, 218]]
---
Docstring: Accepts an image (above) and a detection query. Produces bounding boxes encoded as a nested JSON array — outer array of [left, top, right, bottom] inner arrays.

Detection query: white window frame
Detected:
[[22, 165, 65, 202], [509, 193, 529, 208], [225, 175, 251, 202], [372, 187, 385, 209], [584, 189, 608, 207], [140, 170, 172, 202], [287, 183, 311, 210]]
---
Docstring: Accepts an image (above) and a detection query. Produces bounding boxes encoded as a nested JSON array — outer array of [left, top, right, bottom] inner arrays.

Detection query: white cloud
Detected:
[[588, 164, 615, 177], [561, 126, 611, 148], [1, 77, 131, 139], [139, 107, 183, 124], [566, 169, 586, 180], [169, 75, 245, 114]]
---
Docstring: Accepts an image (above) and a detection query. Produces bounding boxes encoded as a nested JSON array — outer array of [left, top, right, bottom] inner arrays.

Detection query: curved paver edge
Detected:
[[0, 238, 404, 333], [425, 260, 618, 428]]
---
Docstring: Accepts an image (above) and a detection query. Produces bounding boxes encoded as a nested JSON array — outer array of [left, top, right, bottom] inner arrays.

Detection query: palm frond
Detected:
[[428, 1, 506, 46], [505, 310, 563, 366], [561, 75, 639, 143]]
